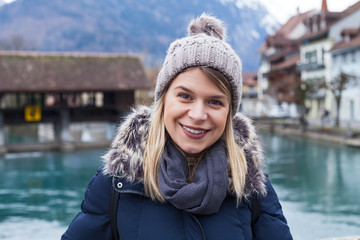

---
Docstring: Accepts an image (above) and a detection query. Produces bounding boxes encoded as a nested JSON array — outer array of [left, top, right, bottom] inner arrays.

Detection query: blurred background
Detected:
[[0, 0, 359, 239]]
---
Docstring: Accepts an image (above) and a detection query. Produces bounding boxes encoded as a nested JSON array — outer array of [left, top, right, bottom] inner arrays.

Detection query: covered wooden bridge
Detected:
[[0, 51, 151, 153]]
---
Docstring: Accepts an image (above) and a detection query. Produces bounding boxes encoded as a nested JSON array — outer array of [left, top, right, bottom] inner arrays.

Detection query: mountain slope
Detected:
[[0, 0, 279, 71]]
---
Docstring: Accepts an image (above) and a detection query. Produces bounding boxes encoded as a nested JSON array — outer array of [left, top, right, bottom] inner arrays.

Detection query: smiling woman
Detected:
[[163, 67, 230, 155], [62, 13, 292, 240]]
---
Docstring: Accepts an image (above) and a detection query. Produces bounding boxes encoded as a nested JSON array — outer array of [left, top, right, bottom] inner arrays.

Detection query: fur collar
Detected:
[[103, 105, 267, 196]]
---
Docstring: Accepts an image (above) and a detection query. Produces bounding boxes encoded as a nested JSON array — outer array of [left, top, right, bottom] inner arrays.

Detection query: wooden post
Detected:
[[0, 110, 6, 154], [59, 109, 74, 151]]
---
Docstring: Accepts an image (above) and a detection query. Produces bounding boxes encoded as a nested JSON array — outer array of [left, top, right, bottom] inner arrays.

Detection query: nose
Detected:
[[188, 101, 207, 121]]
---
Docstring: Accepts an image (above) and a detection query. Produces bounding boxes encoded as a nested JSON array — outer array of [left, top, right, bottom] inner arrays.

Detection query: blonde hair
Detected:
[[143, 66, 248, 203], [143, 98, 167, 202]]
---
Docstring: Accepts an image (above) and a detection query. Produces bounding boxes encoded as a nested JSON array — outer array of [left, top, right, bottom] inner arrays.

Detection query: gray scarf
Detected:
[[158, 140, 229, 215]]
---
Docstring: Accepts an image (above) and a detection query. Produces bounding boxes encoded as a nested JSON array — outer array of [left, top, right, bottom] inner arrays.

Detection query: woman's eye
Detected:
[[178, 93, 191, 100], [209, 99, 223, 106]]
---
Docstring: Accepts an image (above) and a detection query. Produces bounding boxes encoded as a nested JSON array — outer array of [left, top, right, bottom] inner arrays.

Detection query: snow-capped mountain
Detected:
[[0, 0, 280, 71]]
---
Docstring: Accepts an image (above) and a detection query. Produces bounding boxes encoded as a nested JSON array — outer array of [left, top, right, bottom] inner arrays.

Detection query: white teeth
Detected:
[[183, 125, 205, 134]]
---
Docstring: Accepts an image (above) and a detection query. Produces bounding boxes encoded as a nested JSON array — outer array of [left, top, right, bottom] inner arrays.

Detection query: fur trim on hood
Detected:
[[103, 105, 267, 196]]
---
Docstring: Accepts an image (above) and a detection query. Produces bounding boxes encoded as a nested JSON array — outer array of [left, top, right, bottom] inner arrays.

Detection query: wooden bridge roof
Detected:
[[0, 51, 151, 93]]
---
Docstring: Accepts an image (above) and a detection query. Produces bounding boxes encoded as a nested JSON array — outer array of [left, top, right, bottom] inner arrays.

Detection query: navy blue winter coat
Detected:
[[62, 106, 292, 240], [62, 166, 291, 240]]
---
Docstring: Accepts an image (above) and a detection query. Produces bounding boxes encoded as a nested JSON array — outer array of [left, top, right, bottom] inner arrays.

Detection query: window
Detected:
[[351, 51, 356, 62], [0, 94, 17, 108], [342, 53, 347, 63], [312, 50, 317, 62], [305, 50, 317, 63]]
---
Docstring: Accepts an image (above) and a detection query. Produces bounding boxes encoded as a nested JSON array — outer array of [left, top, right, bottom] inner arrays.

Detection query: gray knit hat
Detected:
[[155, 13, 243, 114]]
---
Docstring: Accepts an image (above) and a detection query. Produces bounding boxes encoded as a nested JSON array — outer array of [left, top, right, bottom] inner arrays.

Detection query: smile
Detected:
[[182, 125, 205, 134]]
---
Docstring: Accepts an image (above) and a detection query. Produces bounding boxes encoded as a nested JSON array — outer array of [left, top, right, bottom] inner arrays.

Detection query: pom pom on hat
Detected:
[[155, 13, 243, 115], [188, 13, 227, 41]]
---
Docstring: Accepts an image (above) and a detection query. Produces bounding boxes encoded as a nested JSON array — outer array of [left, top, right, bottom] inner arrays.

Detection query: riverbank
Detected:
[[320, 236, 360, 240], [0, 140, 111, 155], [1, 118, 360, 155], [255, 118, 360, 148]]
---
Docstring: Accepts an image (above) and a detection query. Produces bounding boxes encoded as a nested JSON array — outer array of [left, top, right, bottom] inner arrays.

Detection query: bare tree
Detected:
[[0, 34, 35, 50], [295, 81, 317, 132], [10, 35, 26, 50], [326, 72, 358, 128]]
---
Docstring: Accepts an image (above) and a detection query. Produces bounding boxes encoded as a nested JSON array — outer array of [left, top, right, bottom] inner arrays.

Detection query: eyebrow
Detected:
[[174, 86, 228, 99]]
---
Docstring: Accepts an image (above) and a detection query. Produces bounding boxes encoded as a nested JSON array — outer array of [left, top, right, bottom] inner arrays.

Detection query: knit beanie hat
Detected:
[[155, 13, 243, 114]]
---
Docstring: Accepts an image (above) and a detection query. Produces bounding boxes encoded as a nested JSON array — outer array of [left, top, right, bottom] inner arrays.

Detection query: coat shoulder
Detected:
[[233, 113, 267, 196], [102, 105, 151, 180]]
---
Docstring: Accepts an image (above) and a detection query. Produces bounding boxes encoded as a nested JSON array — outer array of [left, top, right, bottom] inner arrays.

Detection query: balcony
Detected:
[[307, 88, 327, 99], [297, 61, 325, 71]]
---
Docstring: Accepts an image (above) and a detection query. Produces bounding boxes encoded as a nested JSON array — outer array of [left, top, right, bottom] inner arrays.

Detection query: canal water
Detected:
[[0, 133, 359, 240]]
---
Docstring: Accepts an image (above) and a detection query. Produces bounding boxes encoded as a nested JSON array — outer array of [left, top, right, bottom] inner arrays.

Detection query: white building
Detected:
[[298, 8, 342, 119], [257, 11, 310, 117], [330, 28, 360, 126], [298, 0, 360, 121]]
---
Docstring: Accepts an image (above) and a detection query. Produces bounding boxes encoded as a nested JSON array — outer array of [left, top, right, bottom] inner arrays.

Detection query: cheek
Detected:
[[213, 111, 228, 136], [218, 119, 227, 135], [215, 108, 228, 125], [164, 95, 186, 121], [163, 111, 173, 130], [163, 97, 178, 131], [163, 106, 171, 130]]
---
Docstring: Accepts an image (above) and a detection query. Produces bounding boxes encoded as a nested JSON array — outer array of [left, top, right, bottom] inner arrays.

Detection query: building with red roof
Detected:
[[297, 0, 360, 122], [257, 10, 311, 117]]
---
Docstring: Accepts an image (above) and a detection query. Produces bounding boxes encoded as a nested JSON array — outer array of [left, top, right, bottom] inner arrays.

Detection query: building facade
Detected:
[[330, 28, 360, 124], [298, 1, 360, 122], [258, 0, 360, 128], [257, 11, 310, 117]]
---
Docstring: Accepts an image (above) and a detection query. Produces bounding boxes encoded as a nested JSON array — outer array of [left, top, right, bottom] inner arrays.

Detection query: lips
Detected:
[[182, 125, 206, 134], [180, 124, 209, 139]]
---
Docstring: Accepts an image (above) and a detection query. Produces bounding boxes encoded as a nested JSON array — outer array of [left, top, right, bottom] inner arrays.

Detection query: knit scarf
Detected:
[[158, 140, 229, 215]]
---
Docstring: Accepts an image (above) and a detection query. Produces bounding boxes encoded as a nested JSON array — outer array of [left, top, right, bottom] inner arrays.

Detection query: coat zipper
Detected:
[[190, 214, 206, 240]]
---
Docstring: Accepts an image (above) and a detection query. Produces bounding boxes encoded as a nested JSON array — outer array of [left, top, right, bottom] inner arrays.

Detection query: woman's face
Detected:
[[163, 67, 230, 155]]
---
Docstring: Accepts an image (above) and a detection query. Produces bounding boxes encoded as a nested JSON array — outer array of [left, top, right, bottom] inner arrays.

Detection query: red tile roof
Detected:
[[276, 11, 311, 39], [242, 72, 257, 86], [258, 11, 311, 52], [300, 28, 329, 41], [341, 27, 360, 36], [341, 1, 360, 17], [301, 1, 360, 41], [0, 51, 151, 93], [267, 48, 297, 62], [271, 55, 300, 71], [257, 42, 267, 53], [331, 35, 360, 52]]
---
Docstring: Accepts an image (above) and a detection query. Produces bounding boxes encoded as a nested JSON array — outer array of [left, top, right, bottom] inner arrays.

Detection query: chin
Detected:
[[179, 144, 205, 155]]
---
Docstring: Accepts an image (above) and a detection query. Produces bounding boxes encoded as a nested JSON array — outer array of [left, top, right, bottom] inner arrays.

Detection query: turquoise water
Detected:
[[262, 133, 360, 239], [0, 149, 105, 239], [0, 133, 359, 239]]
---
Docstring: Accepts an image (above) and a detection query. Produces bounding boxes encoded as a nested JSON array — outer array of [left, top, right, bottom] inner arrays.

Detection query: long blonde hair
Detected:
[[143, 66, 248, 203]]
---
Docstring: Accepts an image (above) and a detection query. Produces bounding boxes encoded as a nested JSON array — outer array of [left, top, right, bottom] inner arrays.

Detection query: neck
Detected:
[[170, 140, 203, 161], [169, 140, 207, 182]]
